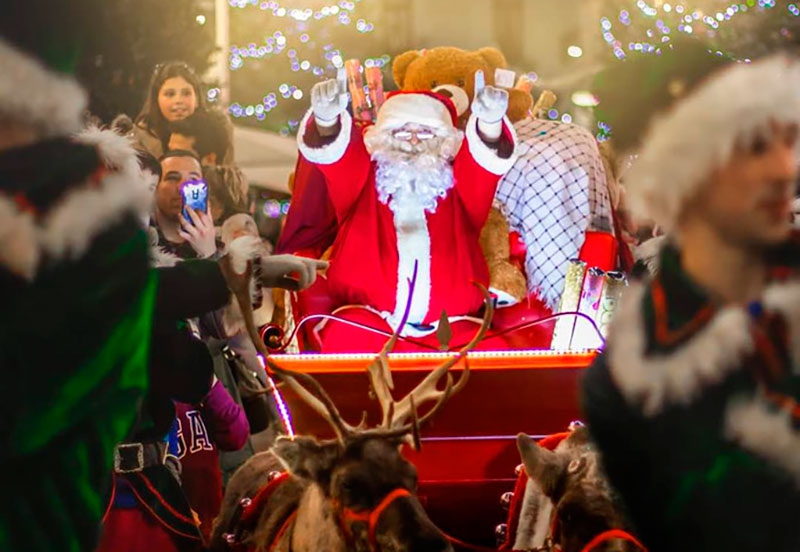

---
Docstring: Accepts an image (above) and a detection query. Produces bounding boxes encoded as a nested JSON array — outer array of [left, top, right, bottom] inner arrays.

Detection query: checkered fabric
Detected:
[[495, 118, 612, 311]]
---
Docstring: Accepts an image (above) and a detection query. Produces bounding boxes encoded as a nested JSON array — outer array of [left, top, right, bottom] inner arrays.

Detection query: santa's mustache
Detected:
[[373, 151, 455, 214]]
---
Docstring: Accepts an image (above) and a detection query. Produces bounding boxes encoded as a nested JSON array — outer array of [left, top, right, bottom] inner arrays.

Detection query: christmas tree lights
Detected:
[[227, 0, 388, 134], [600, 0, 800, 60]]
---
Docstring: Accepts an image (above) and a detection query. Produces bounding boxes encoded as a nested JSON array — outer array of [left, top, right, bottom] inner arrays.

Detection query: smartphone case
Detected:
[[181, 179, 209, 222]]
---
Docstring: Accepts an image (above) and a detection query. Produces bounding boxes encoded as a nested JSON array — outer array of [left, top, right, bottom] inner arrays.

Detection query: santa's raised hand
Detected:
[[311, 78, 348, 128], [471, 70, 509, 141]]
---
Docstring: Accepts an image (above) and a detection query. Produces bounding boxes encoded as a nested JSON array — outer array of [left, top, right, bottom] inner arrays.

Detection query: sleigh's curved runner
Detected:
[[266, 349, 596, 548]]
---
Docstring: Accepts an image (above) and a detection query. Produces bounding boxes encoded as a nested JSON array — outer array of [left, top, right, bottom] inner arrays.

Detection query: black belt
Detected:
[[113, 441, 168, 473]]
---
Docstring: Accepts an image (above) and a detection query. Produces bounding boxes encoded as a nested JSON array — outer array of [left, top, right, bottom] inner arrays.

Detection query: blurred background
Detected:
[[69, 0, 800, 226]]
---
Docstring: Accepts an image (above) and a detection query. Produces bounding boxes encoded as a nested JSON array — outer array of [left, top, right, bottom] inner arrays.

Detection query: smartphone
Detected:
[[181, 179, 208, 224]]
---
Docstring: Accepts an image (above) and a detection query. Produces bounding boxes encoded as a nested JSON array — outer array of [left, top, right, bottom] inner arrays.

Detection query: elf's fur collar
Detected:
[[633, 235, 666, 276], [0, 127, 151, 279], [0, 38, 87, 137], [608, 282, 754, 417], [608, 249, 800, 479], [726, 397, 800, 484]]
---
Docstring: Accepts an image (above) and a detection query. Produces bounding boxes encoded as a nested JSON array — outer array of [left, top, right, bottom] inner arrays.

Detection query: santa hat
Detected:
[[373, 90, 459, 134], [610, 53, 800, 231], [0, 0, 88, 137]]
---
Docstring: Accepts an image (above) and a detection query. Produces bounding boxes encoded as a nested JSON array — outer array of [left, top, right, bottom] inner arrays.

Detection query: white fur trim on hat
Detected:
[[625, 55, 800, 231], [0, 37, 87, 137], [297, 108, 352, 165], [374, 93, 455, 134], [465, 113, 519, 175], [0, 130, 153, 279]]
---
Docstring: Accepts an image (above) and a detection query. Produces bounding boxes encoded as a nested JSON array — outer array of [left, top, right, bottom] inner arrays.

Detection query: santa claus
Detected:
[[297, 75, 517, 341]]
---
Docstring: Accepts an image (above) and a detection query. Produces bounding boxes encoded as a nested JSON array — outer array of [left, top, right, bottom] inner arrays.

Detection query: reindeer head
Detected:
[[516, 428, 639, 552], [270, 434, 450, 551]]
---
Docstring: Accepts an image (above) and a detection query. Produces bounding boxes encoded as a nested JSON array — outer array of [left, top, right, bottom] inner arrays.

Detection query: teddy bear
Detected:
[[393, 46, 533, 132], [392, 46, 534, 305]]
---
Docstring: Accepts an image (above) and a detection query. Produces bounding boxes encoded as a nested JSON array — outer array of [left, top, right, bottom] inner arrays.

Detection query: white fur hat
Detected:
[[0, 0, 90, 138], [373, 91, 459, 134], [625, 55, 800, 231], [0, 38, 86, 137]]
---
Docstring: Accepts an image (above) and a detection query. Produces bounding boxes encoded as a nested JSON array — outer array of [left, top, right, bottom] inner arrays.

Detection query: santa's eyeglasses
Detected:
[[392, 128, 436, 141]]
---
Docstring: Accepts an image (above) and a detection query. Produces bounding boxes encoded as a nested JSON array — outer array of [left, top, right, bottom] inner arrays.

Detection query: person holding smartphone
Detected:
[[152, 150, 217, 259]]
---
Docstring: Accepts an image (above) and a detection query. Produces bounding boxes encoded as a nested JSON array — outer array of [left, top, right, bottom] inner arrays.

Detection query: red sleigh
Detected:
[[260, 186, 625, 548], [260, 91, 631, 544]]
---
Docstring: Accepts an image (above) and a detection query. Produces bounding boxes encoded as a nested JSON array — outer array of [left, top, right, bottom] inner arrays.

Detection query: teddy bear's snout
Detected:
[[433, 84, 469, 117]]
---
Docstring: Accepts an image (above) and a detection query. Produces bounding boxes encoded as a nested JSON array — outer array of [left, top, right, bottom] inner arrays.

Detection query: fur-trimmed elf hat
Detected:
[[373, 90, 459, 134], [0, 0, 89, 137], [626, 55, 800, 231]]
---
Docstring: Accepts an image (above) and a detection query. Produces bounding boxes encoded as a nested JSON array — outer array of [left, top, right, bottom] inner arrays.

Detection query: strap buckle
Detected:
[[222, 344, 238, 362], [114, 443, 145, 473]]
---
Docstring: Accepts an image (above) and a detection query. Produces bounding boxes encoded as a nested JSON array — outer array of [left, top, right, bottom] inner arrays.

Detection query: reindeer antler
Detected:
[[220, 254, 493, 447], [263, 356, 367, 442], [367, 284, 494, 438], [219, 254, 367, 442]]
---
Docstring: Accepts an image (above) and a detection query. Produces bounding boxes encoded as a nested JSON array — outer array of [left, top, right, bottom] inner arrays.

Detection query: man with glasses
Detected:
[[296, 78, 517, 347]]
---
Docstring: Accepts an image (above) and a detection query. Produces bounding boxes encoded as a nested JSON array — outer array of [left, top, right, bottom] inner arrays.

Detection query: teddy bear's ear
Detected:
[[477, 47, 508, 70], [392, 50, 422, 89]]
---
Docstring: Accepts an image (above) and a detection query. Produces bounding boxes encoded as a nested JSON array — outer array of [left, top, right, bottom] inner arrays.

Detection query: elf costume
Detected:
[[0, 7, 156, 550], [583, 52, 800, 551]]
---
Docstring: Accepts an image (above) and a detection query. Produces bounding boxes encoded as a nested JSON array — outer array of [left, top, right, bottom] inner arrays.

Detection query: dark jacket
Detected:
[[582, 236, 800, 551], [0, 138, 155, 552], [108, 258, 233, 546]]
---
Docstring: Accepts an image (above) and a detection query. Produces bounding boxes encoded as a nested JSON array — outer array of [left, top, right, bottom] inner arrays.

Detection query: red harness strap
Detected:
[[239, 472, 292, 527], [548, 512, 647, 552], [580, 529, 648, 552], [224, 472, 295, 551], [338, 488, 412, 550]]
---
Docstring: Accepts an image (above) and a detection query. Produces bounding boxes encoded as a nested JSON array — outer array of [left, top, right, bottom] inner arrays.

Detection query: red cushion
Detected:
[[578, 231, 618, 272], [290, 277, 334, 350], [509, 231, 527, 267]]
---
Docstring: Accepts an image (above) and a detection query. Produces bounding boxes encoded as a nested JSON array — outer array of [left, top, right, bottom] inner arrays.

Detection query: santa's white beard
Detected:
[[368, 135, 460, 215], [362, 133, 463, 331]]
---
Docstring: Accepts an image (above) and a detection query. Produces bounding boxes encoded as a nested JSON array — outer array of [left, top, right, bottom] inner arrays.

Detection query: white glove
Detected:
[[257, 254, 329, 291], [471, 70, 508, 142], [472, 79, 509, 124], [311, 79, 348, 126]]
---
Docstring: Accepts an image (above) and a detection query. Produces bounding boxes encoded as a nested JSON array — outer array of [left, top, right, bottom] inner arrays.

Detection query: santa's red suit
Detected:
[[296, 91, 518, 350]]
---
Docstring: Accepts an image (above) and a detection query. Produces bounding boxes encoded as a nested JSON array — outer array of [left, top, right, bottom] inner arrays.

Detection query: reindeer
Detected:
[[512, 427, 645, 552], [213, 252, 492, 551]]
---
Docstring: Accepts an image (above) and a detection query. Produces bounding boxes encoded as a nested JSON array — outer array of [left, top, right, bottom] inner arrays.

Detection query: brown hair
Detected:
[[136, 62, 207, 145], [168, 108, 230, 162], [204, 165, 250, 221]]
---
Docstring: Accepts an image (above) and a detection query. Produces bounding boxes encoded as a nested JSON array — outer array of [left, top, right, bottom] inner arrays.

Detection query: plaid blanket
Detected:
[[496, 118, 613, 310]]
